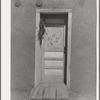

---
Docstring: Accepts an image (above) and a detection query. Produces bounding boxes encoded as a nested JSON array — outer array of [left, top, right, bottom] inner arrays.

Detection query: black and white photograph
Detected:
[[1, 0, 99, 100]]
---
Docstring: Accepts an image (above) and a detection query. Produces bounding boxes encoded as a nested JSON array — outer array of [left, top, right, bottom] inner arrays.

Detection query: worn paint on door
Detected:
[[42, 26, 65, 83]]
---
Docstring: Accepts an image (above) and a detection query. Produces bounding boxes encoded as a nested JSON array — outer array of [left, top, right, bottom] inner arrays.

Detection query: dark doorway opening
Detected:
[[40, 13, 68, 85]]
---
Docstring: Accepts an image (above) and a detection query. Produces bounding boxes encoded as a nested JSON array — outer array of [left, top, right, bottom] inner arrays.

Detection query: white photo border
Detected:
[[1, 0, 99, 100]]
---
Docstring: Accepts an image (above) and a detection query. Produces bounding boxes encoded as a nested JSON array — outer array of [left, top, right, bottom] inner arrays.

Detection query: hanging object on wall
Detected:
[[36, 0, 43, 7], [38, 19, 46, 46], [38, 19, 62, 47], [15, 0, 21, 7]]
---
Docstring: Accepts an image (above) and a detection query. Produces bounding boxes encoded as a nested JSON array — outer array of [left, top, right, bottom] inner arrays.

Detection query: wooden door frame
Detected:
[[35, 9, 72, 89]]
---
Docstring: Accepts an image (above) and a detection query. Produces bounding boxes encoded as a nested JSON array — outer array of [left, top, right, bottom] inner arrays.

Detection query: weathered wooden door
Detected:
[[42, 26, 66, 84]]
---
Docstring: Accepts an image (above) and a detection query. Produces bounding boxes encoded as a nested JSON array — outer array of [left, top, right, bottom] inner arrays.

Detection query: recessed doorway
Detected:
[[35, 9, 72, 89]]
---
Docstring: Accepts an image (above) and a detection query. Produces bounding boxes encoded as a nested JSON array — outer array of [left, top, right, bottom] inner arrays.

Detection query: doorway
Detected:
[[41, 13, 68, 84], [35, 9, 72, 89]]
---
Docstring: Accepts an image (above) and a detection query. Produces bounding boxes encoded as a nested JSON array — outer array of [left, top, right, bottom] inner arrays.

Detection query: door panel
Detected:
[[42, 26, 65, 83], [44, 52, 63, 58], [44, 66, 63, 69], [44, 27, 64, 51], [44, 69, 63, 75], [45, 60, 63, 67]]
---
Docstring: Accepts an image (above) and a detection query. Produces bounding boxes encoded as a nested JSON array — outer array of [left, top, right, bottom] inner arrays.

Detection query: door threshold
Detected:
[[30, 83, 69, 100]]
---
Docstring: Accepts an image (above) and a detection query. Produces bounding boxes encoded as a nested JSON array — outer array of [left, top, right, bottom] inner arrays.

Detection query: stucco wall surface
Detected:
[[11, 0, 96, 96]]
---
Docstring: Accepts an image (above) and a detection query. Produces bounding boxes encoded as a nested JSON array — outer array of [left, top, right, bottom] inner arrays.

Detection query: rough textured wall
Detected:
[[11, 0, 96, 96]]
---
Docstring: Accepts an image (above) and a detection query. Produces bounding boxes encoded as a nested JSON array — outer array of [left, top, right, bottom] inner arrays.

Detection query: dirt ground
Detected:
[[11, 89, 96, 100]]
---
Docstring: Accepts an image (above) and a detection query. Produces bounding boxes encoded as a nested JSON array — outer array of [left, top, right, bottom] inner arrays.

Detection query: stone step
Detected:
[[30, 83, 69, 100]]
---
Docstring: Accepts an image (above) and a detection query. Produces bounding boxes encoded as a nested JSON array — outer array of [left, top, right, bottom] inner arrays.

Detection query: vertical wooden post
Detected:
[[67, 12, 72, 89], [34, 12, 42, 87]]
